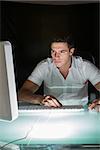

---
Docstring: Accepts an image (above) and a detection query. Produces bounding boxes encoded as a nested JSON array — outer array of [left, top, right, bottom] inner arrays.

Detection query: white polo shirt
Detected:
[[28, 56, 100, 105]]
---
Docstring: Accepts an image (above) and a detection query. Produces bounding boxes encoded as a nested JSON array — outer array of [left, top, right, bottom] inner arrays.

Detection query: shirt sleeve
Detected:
[[83, 60, 100, 86], [28, 61, 47, 86]]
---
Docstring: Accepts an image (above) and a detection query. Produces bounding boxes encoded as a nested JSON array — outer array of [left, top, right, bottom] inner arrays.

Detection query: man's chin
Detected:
[[55, 64, 62, 68], [53, 61, 62, 68]]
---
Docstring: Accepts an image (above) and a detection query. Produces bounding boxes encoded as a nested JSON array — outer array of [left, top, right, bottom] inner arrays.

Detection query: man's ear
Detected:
[[70, 48, 75, 56]]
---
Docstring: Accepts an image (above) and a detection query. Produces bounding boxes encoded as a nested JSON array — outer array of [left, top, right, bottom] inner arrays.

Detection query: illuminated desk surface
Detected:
[[0, 108, 100, 146]]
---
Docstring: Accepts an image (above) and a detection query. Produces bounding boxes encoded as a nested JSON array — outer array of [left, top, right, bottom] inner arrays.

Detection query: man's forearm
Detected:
[[18, 89, 44, 105]]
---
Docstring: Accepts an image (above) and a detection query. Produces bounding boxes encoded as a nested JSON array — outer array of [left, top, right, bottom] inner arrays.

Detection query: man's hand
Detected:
[[88, 99, 100, 110], [41, 95, 62, 107]]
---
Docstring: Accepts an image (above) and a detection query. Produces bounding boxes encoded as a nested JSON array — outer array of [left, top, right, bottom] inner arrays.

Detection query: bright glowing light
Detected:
[[24, 112, 86, 142], [27, 120, 77, 139]]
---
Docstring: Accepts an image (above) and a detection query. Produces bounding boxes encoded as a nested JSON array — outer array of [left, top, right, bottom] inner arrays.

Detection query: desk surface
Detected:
[[0, 109, 100, 145]]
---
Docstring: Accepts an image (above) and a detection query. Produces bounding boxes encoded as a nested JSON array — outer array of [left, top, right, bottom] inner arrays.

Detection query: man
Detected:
[[18, 36, 100, 109]]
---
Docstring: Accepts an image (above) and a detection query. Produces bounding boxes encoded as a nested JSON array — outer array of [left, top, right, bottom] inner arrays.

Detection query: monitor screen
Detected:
[[0, 41, 18, 121]]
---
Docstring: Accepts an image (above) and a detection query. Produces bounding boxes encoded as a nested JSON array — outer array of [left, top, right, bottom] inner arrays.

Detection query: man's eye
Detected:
[[51, 50, 54, 53], [61, 50, 66, 53]]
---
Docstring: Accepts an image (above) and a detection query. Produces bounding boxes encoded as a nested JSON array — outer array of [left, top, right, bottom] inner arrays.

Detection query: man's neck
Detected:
[[58, 58, 72, 79]]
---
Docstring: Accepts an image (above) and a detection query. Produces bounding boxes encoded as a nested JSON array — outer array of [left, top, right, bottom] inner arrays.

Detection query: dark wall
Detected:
[[1, 1, 99, 90]]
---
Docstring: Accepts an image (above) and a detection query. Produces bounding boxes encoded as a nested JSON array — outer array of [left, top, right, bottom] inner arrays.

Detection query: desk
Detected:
[[0, 110, 100, 146]]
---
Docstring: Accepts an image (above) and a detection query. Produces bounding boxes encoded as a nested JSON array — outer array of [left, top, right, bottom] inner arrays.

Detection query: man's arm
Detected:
[[94, 82, 100, 91], [88, 82, 100, 109], [18, 80, 44, 105], [18, 80, 62, 107]]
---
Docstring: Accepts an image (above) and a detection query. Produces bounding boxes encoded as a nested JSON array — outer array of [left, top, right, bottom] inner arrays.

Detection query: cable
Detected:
[[0, 118, 38, 150], [26, 110, 54, 145], [0, 137, 25, 150], [0, 108, 54, 149]]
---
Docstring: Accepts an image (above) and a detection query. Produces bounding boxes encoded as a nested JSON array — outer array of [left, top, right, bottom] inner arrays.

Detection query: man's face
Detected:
[[51, 42, 74, 68]]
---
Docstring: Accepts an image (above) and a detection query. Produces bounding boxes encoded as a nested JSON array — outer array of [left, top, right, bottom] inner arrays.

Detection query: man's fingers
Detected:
[[43, 99, 59, 107], [88, 100, 99, 109], [47, 96, 62, 107], [51, 98, 62, 107], [88, 103, 96, 109], [43, 101, 52, 107], [42, 96, 62, 107]]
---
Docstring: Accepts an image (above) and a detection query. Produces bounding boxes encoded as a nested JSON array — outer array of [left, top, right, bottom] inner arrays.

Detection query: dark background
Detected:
[[0, 1, 99, 93]]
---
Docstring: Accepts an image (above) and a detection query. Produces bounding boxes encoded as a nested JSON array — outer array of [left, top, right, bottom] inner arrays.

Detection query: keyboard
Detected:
[[18, 105, 84, 113]]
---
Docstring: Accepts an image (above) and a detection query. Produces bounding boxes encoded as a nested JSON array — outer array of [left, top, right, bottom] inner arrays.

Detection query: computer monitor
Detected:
[[0, 41, 18, 121]]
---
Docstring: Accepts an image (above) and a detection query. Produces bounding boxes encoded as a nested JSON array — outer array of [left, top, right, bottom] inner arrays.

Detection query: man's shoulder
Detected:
[[37, 58, 53, 67], [73, 56, 91, 68], [73, 56, 83, 64], [73, 56, 91, 64]]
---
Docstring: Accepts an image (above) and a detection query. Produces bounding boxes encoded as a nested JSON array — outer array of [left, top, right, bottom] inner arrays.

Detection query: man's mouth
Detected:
[[53, 59, 61, 63]]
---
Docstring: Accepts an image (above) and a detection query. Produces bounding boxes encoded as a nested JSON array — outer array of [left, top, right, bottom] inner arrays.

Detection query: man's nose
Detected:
[[55, 52, 60, 57]]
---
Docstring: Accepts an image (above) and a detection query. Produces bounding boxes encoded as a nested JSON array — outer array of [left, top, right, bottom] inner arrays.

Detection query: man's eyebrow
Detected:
[[61, 49, 67, 51], [51, 49, 67, 50], [60, 49, 68, 51]]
